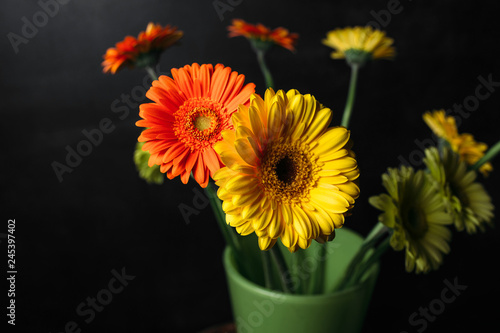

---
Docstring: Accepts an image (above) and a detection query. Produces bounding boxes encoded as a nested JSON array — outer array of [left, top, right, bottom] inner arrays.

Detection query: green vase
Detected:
[[223, 228, 379, 333]]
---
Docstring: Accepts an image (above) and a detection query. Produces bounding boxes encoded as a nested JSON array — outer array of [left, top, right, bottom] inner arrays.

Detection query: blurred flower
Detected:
[[136, 63, 255, 188], [228, 19, 298, 52], [369, 166, 453, 274], [423, 110, 492, 176], [322, 26, 395, 67], [136, 23, 183, 52], [424, 146, 494, 234], [102, 23, 183, 74], [213, 88, 360, 252], [134, 141, 165, 185]]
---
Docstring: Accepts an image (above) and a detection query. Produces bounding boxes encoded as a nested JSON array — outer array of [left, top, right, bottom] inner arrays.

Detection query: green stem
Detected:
[[340, 64, 360, 129], [256, 49, 275, 90], [290, 249, 305, 294], [206, 181, 265, 284], [269, 246, 293, 294], [472, 139, 500, 171], [346, 237, 391, 289], [261, 250, 273, 290], [204, 182, 240, 254], [335, 222, 388, 291], [309, 244, 326, 294], [145, 65, 159, 81]]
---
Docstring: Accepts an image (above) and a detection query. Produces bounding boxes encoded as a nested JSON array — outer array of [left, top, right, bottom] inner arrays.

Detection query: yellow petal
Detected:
[[253, 206, 273, 230], [218, 150, 247, 169], [310, 187, 350, 213], [313, 127, 350, 156], [236, 221, 254, 236], [225, 174, 258, 194], [235, 137, 259, 166], [304, 107, 332, 143], [313, 207, 335, 235], [258, 236, 276, 251], [336, 183, 360, 200], [249, 105, 265, 142], [301, 94, 317, 129], [292, 206, 312, 240], [226, 214, 246, 227], [319, 149, 349, 162], [327, 157, 358, 172], [280, 224, 298, 250], [222, 200, 241, 215], [267, 211, 283, 238], [267, 100, 285, 138], [241, 195, 263, 220], [297, 236, 312, 250]]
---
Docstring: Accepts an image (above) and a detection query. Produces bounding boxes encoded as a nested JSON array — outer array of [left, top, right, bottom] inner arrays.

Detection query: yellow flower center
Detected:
[[259, 142, 317, 204], [186, 107, 219, 141], [174, 98, 230, 151], [194, 115, 213, 131]]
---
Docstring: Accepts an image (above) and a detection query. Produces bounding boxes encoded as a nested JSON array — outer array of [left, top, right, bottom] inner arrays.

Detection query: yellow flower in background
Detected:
[[423, 110, 492, 176], [424, 146, 494, 234], [213, 89, 360, 252], [322, 26, 395, 66], [369, 166, 453, 274]]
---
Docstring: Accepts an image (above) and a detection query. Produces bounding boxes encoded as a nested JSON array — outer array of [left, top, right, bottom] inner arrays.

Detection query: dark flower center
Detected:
[[404, 207, 428, 239], [275, 155, 296, 184]]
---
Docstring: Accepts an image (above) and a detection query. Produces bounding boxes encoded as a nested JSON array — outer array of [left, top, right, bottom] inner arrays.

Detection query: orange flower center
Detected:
[[174, 98, 229, 151]]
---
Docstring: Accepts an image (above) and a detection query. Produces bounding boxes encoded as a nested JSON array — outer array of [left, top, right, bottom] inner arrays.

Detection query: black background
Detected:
[[2, 0, 500, 332]]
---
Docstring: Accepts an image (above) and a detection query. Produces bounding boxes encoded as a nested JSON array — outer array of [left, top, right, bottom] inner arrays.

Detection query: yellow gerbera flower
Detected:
[[213, 89, 360, 252], [322, 26, 395, 66], [423, 110, 492, 176], [424, 146, 494, 234], [369, 166, 453, 274]]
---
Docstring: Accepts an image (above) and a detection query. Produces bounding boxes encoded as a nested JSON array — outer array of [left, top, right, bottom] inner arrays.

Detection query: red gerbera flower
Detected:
[[136, 63, 256, 188], [227, 19, 298, 52], [102, 23, 183, 74]]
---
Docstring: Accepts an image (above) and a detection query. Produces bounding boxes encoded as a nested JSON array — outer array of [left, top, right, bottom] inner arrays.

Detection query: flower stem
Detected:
[[261, 250, 274, 290], [472, 139, 500, 171], [269, 246, 293, 294], [145, 65, 159, 81], [256, 49, 275, 90], [347, 236, 390, 289], [335, 222, 389, 291], [290, 249, 305, 294], [204, 182, 241, 255], [309, 244, 326, 294], [340, 64, 360, 129]]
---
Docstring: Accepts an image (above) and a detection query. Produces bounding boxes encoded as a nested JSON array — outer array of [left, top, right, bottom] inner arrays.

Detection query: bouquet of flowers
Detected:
[[101, 20, 497, 332]]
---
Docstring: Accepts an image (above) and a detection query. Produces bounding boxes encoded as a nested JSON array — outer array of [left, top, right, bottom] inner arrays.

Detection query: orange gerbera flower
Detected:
[[423, 110, 493, 176], [228, 19, 298, 52], [102, 36, 139, 74], [136, 63, 256, 188], [102, 23, 183, 74], [136, 23, 184, 53]]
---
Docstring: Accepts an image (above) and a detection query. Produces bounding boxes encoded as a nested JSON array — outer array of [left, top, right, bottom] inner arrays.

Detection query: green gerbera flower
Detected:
[[369, 166, 453, 274], [134, 141, 165, 185], [424, 146, 494, 234]]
